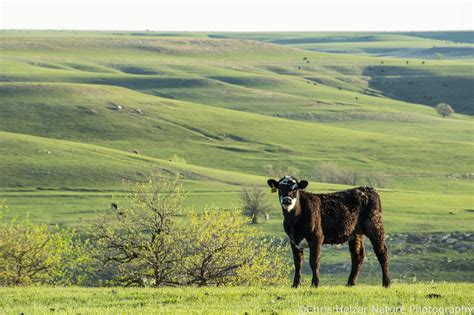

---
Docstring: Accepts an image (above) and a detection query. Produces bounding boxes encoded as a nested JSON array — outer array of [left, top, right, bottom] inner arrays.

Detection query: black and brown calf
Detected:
[[267, 176, 391, 288]]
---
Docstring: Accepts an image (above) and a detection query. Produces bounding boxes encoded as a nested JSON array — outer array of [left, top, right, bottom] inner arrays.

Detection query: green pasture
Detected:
[[0, 30, 472, 234], [1, 283, 473, 314]]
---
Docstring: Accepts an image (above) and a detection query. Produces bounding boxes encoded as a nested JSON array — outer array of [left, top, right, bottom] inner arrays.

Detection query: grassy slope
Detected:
[[207, 31, 474, 114], [0, 31, 472, 235], [2, 34, 472, 116], [0, 83, 473, 231], [1, 83, 472, 181], [1, 284, 473, 314]]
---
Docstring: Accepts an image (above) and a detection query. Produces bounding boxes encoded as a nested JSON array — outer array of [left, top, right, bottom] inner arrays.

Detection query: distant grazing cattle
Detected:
[[267, 176, 391, 288]]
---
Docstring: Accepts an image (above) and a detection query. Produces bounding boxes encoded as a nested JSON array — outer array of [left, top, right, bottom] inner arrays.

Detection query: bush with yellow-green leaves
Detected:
[[0, 175, 291, 287], [0, 201, 91, 286], [179, 211, 289, 286], [92, 174, 290, 287]]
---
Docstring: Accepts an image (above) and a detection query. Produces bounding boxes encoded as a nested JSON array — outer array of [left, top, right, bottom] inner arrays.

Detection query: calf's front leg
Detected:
[[309, 235, 323, 287], [290, 243, 304, 288]]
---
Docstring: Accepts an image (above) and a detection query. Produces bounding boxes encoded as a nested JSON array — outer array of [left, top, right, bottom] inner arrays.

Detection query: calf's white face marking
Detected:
[[280, 195, 297, 211], [268, 176, 308, 213], [279, 176, 298, 212], [280, 176, 298, 189]]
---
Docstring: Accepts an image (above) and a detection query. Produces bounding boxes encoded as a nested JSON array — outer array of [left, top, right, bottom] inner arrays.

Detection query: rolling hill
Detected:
[[1, 30, 473, 283], [0, 30, 472, 230]]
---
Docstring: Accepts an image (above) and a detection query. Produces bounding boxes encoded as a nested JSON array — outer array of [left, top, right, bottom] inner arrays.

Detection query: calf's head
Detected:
[[267, 176, 308, 212]]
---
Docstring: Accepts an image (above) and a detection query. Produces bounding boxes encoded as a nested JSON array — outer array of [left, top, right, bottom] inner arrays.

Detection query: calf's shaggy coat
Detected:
[[267, 176, 391, 288]]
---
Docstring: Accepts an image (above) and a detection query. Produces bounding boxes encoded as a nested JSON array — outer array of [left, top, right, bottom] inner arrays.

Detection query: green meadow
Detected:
[[0, 31, 473, 292], [1, 283, 473, 314]]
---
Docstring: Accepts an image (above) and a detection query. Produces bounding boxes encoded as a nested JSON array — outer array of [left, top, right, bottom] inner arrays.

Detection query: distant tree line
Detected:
[[264, 163, 388, 188], [312, 162, 388, 188]]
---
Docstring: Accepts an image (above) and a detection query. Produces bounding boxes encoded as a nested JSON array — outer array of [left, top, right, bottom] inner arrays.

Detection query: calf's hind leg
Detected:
[[365, 228, 391, 288], [347, 234, 365, 286]]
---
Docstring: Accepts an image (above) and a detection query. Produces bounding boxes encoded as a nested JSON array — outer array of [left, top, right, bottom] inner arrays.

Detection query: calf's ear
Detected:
[[267, 179, 278, 189], [298, 180, 308, 190]]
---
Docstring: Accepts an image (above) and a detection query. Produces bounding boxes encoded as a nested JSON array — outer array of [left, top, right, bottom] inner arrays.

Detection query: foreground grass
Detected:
[[1, 283, 473, 314]]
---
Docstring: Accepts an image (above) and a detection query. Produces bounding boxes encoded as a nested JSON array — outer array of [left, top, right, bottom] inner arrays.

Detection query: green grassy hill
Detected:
[[0, 31, 473, 282], [2, 82, 472, 234], [0, 30, 472, 218]]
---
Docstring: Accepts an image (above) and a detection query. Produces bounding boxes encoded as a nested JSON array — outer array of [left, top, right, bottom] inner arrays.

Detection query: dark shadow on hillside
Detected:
[[270, 35, 377, 45], [363, 66, 474, 115], [89, 77, 213, 90], [306, 47, 474, 59], [359, 47, 474, 59], [400, 31, 474, 44], [403, 47, 474, 59]]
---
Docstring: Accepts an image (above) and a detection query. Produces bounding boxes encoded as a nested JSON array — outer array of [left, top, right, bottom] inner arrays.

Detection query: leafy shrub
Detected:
[[0, 175, 290, 287], [0, 203, 89, 285], [179, 211, 290, 286]]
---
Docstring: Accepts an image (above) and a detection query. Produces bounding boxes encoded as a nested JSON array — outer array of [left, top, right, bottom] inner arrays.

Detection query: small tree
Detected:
[[436, 103, 455, 118], [241, 187, 271, 224], [92, 174, 185, 287]]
